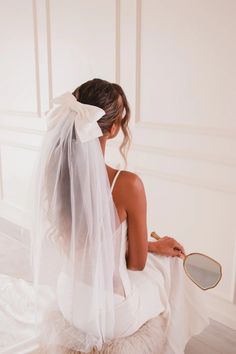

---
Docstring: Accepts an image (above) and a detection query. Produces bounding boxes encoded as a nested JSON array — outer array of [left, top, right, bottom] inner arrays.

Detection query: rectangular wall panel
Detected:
[[50, 0, 117, 96], [140, 0, 236, 131], [0, 0, 38, 113]]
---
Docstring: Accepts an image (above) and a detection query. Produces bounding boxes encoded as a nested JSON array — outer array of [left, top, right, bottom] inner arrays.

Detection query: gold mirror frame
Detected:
[[183, 252, 222, 290], [150, 232, 222, 291]]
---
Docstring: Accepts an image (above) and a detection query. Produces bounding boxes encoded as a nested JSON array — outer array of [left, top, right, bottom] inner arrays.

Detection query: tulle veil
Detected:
[[27, 92, 125, 353]]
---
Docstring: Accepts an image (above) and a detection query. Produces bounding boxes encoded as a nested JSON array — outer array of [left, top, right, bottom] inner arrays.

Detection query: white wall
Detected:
[[0, 0, 236, 329]]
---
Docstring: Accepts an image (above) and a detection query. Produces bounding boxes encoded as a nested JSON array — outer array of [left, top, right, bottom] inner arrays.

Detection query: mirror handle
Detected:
[[150, 231, 161, 240]]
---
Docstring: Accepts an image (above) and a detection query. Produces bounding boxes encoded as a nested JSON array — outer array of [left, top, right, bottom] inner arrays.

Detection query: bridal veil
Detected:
[[28, 92, 125, 353]]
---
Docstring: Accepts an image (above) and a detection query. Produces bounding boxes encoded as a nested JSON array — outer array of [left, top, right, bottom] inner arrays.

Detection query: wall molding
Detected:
[[45, 0, 53, 107], [0, 141, 39, 152], [0, 146, 3, 200], [206, 292, 236, 330], [128, 165, 236, 194], [2, 135, 231, 194], [0, 110, 39, 117], [32, 0, 41, 116], [115, 0, 121, 84], [131, 143, 236, 167], [137, 122, 236, 139], [0, 0, 52, 118], [0, 115, 46, 135], [135, 0, 141, 123], [0, 200, 29, 229], [0, 0, 40, 117], [232, 238, 236, 305], [0, 124, 44, 136], [133, 1, 236, 139], [109, 139, 236, 167]]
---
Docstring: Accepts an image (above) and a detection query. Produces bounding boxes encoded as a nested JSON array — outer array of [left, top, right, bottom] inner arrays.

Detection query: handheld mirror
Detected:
[[151, 232, 222, 290]]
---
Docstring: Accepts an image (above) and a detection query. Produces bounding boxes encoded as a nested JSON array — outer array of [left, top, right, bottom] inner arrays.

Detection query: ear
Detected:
[[108, 122, 118, 139]]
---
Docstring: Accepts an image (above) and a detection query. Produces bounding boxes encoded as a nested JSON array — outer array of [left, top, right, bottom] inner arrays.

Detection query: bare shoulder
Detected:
[[119, 170, 144, 187], [118, 170, 146, 205]]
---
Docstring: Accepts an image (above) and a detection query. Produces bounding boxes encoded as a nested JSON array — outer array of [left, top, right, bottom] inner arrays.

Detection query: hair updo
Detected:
[[72, 78, 131, 165]]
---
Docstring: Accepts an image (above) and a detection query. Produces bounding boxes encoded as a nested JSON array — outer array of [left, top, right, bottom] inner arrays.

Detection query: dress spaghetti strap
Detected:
[[111, 170, 122, 192]]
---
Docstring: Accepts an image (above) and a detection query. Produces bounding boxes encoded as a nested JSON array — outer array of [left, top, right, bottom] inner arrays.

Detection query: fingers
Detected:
[[171, 249, 183, 257], [173, 241, 185, 255], [162, 235, 186, 256], [178, 252, 185, 259]]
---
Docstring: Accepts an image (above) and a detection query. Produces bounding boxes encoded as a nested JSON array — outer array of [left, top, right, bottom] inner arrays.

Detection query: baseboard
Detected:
[[206, 292, 236, 330], [0, 200, 30, 230], [0, 213, 29, 244]]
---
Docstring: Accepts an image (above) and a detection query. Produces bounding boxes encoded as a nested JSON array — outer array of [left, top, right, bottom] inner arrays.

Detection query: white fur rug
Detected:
[[38, 313, 167, 354], [78, 315, 167, 354]]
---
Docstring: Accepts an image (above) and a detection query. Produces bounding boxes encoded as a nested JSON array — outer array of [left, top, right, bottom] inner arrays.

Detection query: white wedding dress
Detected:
[[0, 169, 210, 354], [101, 169, 209, 352]]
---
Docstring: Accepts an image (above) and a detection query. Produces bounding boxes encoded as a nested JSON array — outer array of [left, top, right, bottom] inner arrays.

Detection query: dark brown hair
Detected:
[[72, 78, 131, 165]]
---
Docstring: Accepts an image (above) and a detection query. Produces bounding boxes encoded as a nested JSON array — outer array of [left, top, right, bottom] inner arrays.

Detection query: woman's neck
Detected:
[[99, 136, 108, 156]]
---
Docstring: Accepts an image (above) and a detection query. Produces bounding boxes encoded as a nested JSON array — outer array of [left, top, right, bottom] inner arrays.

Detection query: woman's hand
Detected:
[[148, 236, 185, 258]]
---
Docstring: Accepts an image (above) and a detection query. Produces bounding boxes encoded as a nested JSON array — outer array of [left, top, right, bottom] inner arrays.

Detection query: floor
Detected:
[[185, 319, 236, 354]]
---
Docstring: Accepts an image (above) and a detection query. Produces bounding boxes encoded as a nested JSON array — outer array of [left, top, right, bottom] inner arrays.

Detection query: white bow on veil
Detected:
[[46, 91, 105, 142]]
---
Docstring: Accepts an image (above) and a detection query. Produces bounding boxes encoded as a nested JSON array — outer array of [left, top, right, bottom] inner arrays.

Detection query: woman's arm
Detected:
[[123, 172, 148, 271], [122, 172, 186, 270]]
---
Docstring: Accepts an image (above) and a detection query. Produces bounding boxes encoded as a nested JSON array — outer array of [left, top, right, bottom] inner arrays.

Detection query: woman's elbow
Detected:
[[126, 257, 147, 271], [126, 244, 148, 271], [127, 266, 145, 271]]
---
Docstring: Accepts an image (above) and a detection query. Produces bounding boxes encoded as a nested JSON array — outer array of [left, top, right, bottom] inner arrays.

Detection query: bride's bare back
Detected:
[[107, 165, 148, 270]]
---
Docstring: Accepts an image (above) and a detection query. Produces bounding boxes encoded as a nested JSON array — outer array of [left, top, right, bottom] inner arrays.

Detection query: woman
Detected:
[[30, 78, 209, 353]]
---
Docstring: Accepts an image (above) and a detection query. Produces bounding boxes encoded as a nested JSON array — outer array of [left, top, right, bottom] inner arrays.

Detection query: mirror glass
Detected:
[[183, 253, 222, 290]]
